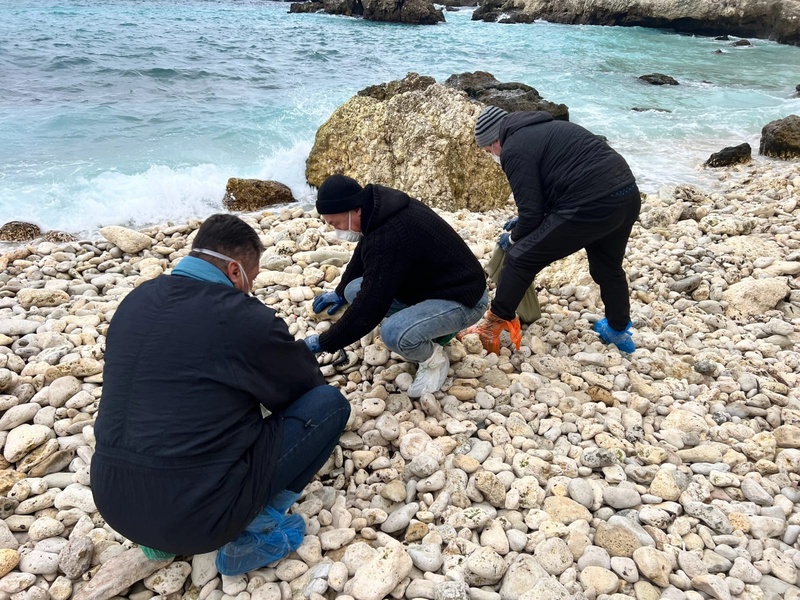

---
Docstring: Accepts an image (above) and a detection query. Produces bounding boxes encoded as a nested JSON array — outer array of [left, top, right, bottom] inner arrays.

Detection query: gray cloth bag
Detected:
[[485, 246, 541, 324]]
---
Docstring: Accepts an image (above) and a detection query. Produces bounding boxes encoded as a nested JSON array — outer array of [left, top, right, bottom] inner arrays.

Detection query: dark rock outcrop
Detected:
[[705, 143, 752, 167], [639, 73, 679, 86], [759, 115, 800, 159], [631, 107, 672, 112], [289, 0, 444, 24], [730, 39, 753, 46], [289, 1, 325, 12], [471, 0, 800, 47], [473, 0, 535, 22], [0, 222, 41, 242], [444, 71, 570, 120], [223, 179, 295, 212]]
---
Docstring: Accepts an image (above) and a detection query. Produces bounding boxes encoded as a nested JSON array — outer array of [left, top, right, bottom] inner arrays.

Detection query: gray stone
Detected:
[[58, 536, 94, 579], [603, 487, 641, 509], [683, 501, 733, 534]]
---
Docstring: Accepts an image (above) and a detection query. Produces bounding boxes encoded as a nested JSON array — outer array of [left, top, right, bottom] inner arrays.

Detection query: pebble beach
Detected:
[[0, 157, 799, 600]]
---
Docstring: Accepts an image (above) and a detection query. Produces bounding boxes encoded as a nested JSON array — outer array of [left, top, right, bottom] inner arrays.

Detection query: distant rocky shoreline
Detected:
[[288, 0, 800, 46]]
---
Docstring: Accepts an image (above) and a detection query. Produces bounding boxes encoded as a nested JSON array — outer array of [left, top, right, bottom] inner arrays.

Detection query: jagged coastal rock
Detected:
[[223, 179, 296, 212], [0, 222, 42, 242], [0, 154, 799, 600], [472, 0, 800, 46], [289, 0, 444, 24], [305, 72, 512, 211], [760, 114, 800, 159], [444, 71, 569, 120], [705, 143, 752, 168]]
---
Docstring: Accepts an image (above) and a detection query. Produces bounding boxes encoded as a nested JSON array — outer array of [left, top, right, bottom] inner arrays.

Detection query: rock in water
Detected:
[[638, 73, 679, 85], [0, 221, 41, 241], [760, 115, 800, 159], [223, 179, 295, 212], [444, 71, 569, 119], [705, 142, 751, 167]]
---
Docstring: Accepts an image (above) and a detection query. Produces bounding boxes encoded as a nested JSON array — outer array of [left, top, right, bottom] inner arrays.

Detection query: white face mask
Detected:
[[492, 153, 502, 166], [193, 248, 251, 294], [335, 212, 363, 242]]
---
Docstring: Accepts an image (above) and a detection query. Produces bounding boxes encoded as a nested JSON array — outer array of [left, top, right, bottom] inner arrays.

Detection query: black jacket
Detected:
[[499, 112, 636, 241], [91, 275, 325, 554], [318, 185, 486, 353]]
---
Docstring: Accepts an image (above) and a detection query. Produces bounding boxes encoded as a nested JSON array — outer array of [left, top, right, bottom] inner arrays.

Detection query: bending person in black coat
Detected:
[[91, 214, 350, 575], [304, 174, 488, 398], [464, 106, 641, 354]]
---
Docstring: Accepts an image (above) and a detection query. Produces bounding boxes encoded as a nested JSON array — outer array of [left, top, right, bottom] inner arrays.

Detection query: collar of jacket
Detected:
[[171, 256, 233, 287]]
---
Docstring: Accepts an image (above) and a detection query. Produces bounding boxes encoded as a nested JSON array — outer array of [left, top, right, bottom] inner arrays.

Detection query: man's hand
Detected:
[[498, 232, 514, 252], [312, 291, 347, 315], [503, 217, 518, 231], [304, 335, 322, 353]]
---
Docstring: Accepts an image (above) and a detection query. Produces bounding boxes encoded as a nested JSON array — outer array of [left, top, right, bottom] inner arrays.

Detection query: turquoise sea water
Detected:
[[1, 0, 799, 235]]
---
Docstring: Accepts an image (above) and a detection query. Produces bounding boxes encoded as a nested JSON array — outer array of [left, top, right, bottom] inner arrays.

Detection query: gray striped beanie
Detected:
[[474, 105, 508, 147]]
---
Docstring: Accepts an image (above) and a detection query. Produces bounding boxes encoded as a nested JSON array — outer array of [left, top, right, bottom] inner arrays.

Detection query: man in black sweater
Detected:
[[91, 214, 350, 575], [304, 174, 488, 397], [465, 106, 641, 353]]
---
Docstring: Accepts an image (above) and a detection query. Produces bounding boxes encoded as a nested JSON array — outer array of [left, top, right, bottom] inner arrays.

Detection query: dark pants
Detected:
[[269, 385, 350, 494], [492, 191, 641, 331]]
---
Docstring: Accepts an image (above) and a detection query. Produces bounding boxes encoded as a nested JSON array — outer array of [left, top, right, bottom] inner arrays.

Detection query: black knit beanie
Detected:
[[316, 174, 367, 215]]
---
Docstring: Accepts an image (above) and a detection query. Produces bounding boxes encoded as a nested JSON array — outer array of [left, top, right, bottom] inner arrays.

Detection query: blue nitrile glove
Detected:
[[312, 291, 346, 315], [498, 232, 514, 252], [503, 217, 518, 231], [304, 335, 322, 353]]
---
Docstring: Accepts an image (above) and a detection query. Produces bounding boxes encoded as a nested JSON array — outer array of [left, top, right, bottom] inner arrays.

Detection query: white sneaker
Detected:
[[407, 345, 450, 398]]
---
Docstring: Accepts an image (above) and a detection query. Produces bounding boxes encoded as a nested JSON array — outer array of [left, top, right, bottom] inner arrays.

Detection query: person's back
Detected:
[[91, 214, 349, 572], [499, 111, 635, 216]]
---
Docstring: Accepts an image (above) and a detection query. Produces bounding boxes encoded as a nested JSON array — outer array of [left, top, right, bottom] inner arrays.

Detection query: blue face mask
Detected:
[[193, 248, 251, 294]]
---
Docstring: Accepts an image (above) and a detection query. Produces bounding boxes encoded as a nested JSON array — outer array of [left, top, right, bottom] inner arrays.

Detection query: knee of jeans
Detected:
[[343, 279, 361, 304], [318, 386, 351, 421], [379, 318, 404, 354]]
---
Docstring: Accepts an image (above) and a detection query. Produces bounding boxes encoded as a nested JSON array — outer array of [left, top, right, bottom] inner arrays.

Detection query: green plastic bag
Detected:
[[485, 246, 541, 324]]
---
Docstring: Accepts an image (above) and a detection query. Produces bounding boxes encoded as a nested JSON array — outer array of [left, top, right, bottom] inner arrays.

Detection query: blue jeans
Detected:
[[344, 278, 489, 363], [269, 385, 350, 494]]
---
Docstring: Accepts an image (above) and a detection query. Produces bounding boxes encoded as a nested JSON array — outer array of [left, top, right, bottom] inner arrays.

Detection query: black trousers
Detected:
[[492, 190, 641, 331]]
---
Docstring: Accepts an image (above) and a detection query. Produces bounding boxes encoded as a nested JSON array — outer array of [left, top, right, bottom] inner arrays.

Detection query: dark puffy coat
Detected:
[[91, 275, 325, 554], [499, 112, 636, 241]]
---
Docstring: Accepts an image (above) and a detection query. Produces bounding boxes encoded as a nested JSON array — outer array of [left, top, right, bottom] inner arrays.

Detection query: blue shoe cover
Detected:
[[593, 318, 635, 353], [215, 514, 306, 575], [269, 490, 302, 514]]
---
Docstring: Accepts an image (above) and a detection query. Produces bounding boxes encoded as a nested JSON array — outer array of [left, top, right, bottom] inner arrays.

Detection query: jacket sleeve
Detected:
[[334, 242, 365, 298], [234, 300, 327, 412], [502, 148, 546, 241], [319, 232, 403, 352]]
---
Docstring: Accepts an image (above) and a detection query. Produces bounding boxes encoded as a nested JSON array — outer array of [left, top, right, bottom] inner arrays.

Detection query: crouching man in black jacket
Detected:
[[91, 214, 350, 575], [304, 174, 488, 398], [464, 106, 641, 354]]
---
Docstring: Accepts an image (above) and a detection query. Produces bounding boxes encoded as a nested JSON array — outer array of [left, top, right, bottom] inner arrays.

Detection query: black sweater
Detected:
[[319, 185, 486, 353], [499, 112, 637, 241], [91, 275, 325, 554]]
